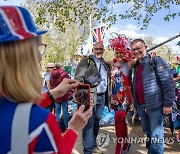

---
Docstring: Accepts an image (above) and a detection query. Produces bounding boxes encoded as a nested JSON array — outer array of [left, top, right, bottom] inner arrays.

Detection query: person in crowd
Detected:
[[42, 62, 55, 112], [174, 74, 180, 82], [50, 62, 72, 131], [0, 6, 92, 153], [172, 70, 180, 143], [75, 42, 111, 154], [42, 63, 55, 92], [131, 39, 176, 154], [107, 36, 135, 154]]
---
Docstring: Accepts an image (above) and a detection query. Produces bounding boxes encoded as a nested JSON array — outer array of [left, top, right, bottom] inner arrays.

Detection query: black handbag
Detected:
[[84, 63, 102, 87]]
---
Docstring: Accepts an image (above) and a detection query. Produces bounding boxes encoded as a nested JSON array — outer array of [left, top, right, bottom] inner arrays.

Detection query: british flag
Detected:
[[92, 25, 107, 43]]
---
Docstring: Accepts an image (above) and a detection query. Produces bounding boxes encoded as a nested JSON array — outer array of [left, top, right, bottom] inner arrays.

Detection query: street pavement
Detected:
[[72, 125, 180, 154]]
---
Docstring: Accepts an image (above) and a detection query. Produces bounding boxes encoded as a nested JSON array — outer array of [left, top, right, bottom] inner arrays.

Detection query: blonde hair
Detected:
[[0, 37, 42, 102]]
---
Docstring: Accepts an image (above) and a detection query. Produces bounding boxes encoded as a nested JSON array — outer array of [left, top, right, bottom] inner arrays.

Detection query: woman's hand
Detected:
[[50, 78, 80, 99], [149, 52, 157, 58], [68, 105, 92, 134]]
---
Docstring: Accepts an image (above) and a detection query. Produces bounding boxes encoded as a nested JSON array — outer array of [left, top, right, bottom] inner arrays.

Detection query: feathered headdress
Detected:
[[108, 34, 132, 62]]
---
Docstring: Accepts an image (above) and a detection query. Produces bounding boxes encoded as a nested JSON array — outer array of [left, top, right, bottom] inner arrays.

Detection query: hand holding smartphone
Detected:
[[75, 84, 90, 111]]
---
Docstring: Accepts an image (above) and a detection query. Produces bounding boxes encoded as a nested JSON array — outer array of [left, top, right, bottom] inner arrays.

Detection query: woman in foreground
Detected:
[[0, 6, 92, 154]]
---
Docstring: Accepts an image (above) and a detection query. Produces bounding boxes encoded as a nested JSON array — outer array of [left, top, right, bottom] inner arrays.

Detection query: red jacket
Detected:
[[50, 68, 73, 103]]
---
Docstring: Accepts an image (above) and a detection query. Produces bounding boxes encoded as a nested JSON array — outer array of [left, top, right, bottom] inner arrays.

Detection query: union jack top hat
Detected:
[[0, 6, 47, 43]]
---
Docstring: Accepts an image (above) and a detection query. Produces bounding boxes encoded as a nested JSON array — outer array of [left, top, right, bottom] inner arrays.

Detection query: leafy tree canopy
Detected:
[[13, 0, 180, 32]]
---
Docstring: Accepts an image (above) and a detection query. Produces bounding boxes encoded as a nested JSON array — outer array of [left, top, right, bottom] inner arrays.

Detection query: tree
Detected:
[[143, 36, 177, 63], [97, 0, 180, 30], [4, 0, 178, 64], [11, 0, 180, 32], [19, 0, 90, 69]]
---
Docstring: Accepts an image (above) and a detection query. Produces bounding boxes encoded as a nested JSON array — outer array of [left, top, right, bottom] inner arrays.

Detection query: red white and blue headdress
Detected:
[[0, 6, 47, 43], [109, 34, 132, 61]]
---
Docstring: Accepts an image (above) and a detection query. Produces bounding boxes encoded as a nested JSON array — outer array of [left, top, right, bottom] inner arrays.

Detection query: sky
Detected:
[[1, 0, 180, 54]]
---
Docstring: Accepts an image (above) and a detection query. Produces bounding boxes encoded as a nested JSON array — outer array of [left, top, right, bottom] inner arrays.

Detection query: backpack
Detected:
[[84, 56, 102, 87]]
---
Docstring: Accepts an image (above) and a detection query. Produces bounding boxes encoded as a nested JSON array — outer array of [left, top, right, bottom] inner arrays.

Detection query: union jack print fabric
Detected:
[[0, 6, 46, 42], [92, 25, 106, 43]]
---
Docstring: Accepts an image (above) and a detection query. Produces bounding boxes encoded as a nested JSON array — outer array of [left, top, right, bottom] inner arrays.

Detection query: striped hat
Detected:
[[0, 6, 47, 43]]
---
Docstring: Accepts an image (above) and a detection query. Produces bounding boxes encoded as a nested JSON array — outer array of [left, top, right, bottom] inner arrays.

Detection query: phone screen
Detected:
[[76, 84, 90, 111]]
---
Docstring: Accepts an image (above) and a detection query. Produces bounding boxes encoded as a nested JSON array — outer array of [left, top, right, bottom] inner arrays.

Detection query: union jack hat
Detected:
[[0, 6, 47, 43]]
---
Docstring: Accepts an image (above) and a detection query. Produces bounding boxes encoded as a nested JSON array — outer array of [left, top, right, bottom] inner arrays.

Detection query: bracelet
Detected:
[[47, 91, 55, 103]]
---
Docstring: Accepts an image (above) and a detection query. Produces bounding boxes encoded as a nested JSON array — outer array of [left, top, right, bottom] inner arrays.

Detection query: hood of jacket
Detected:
[[51, 68, 63, 78]]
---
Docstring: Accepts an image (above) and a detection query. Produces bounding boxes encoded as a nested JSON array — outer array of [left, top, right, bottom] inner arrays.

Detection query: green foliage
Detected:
[[143, 36, 177, 63], [25, 0, 95, 32], [21, 0, 89, 69], [4, 0, 180, 31], [4, 0, 179, 67]]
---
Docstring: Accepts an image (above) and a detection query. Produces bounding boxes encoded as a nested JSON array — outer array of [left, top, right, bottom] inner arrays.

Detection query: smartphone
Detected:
[[76, 84, 90, 111]]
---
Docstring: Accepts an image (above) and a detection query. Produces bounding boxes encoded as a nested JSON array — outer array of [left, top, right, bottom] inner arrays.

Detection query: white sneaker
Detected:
[[92, 147, 106, 154]]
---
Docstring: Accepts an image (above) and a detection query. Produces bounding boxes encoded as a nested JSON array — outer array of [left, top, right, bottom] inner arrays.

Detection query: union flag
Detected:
[[92, 25, 107, 43]]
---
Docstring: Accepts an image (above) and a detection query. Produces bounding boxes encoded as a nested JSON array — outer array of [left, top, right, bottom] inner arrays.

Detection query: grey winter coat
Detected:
[[75, 55, 111, 109], [132, 53, 176, 111]]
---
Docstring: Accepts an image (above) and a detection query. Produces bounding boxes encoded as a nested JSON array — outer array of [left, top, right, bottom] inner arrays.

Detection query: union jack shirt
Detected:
[[0, 96, 77, 154]]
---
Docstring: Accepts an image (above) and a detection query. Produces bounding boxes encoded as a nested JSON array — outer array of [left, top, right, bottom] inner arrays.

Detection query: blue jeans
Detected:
[[82, 94, 105, 154], [138, 104, 164, 154], [55, 101, 69, 130]]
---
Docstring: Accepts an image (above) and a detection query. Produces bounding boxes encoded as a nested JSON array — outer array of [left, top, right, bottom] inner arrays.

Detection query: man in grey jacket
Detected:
[[131, 39, 176, 154], [75, 42, 111, 154]]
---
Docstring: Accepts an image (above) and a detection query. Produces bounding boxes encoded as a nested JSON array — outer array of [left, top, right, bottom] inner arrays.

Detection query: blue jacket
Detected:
[[132, 53, 176, 111]]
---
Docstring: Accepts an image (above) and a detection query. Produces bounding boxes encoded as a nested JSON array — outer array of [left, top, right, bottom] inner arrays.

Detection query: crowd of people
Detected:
[[0, 5, 179, 154]]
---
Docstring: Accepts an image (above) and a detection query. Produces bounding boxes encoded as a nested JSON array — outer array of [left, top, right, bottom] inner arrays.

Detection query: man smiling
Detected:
[[75, 42, 111, 154], [131, 39, 176, 154]]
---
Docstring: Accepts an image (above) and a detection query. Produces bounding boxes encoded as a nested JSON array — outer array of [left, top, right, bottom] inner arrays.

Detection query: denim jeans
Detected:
[[55, 101, 69, 130], [82, 94, 105, 154], [138, 104, 164, 154]]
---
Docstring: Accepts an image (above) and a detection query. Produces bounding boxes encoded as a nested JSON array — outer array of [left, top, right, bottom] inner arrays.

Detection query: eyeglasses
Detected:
[[131, 46, 145, 52], [94, 48, 104, 51], [39, 43, 47, 55]]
